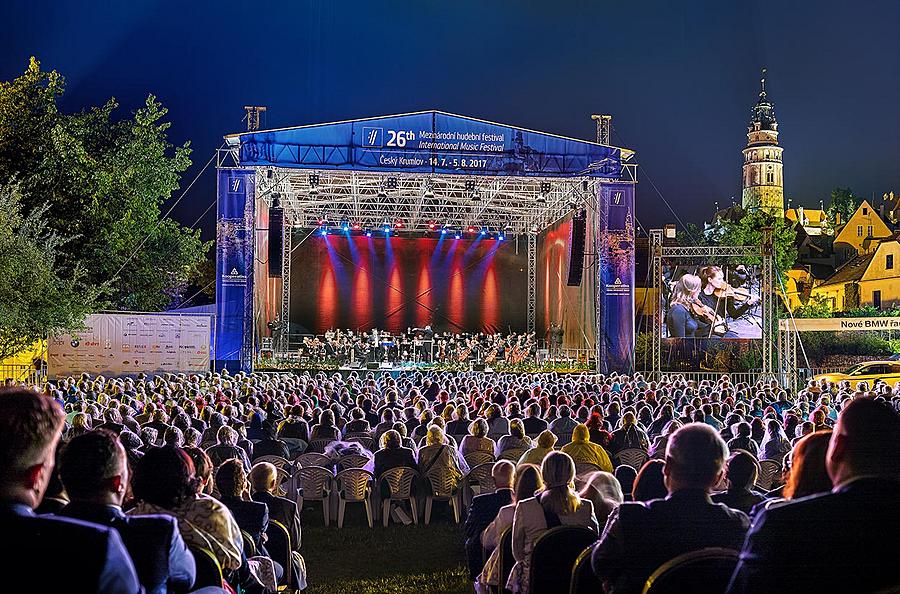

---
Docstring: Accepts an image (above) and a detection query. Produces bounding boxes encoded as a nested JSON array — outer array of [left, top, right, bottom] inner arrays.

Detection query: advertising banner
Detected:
[[48, 313, 211, 379], [597, 183, 636, 372], [779, 317, 900, 332], [216, 169, 255, 372], [236, 111, 621, 178]]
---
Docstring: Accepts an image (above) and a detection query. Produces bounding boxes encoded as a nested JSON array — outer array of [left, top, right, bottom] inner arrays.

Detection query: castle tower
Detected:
[[741, 69, 784, 216]]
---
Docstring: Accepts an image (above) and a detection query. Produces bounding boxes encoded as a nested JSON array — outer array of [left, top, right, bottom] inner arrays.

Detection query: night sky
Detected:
[[3, 0, 898, 239]]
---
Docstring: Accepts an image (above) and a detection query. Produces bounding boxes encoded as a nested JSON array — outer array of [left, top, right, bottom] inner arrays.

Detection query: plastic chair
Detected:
[[240, 529, 258, 557], [464, 450, 496, 469], [189, 546, 223, 590], [345, 435, 374, 451], [528, 526, 598, 594], [254, 454, 290, 468], [337, 454, 370, 471], [424, 465, 461, 524], [296, 465, 333, 526], [307, 438, 335, 454], [616, 448, 649, 470], [642, 547, 740, 594], [570, 544, 601, 594], [293, 452, 332, 468], [266, 519, 293, 591], [379, 466, 419, 526], [335, 467, 375, 528], [574, 462, 603, 476], [465, 462, 497, 506], [756, 459, 782, 490], [498, 448, 526, 462]]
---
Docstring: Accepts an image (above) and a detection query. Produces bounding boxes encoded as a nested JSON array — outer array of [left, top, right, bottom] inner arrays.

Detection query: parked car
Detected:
[[814, 360, 900, 384]]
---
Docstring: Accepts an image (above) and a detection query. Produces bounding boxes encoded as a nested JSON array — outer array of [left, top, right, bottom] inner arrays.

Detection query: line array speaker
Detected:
[[566, 209, 587, 286], [268, 204, 284, 277]]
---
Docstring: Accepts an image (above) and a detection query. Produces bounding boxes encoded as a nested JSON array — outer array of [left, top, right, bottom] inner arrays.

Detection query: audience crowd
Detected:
[[0, 368, 898, 593]]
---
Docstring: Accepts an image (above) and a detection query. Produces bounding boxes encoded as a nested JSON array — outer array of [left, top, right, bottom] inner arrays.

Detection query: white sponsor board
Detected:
[[48, 313, 211, 379], [779, 317, 900, 332]]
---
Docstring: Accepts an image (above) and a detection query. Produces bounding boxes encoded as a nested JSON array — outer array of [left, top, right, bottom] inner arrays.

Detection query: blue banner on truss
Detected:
[[235, 111, 621, 178]]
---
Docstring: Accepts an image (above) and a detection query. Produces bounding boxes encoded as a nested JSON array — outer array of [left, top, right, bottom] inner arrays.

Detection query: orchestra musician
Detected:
[[697, 266, 760, 329]]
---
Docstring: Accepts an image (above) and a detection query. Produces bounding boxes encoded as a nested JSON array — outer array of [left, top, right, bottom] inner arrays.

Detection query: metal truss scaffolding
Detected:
[[647, 231, 775, 380], [527, 233, 537, 334]]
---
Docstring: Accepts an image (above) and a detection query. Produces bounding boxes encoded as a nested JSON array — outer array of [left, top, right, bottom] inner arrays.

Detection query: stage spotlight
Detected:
[[270, 193, 281, 208], [423, 179, 435, 198], [471, 188, 481, 202], [441, 228, 448, 235], [352, 222, 362, 231], [465, 179, 476, 192], [319, 228, 328, 236], [394, 220, 404, 229], [498, 233, 505, 241], [383, 225, 391, 235], [340, 217, 350, 232], [454, 232, 461, 240], [365, 229, 373, 237], [266, 169, 274, 180], [428, 221, 437, 231], [537, 180, 551, 203], [480, 226, 488, 236], [386, 177, 398, 190], [466, 225, 476, 234], [309, 173, 320, 186]]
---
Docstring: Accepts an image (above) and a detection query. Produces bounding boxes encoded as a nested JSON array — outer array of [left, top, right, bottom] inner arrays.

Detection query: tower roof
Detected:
[[749, 69, 777, 131]]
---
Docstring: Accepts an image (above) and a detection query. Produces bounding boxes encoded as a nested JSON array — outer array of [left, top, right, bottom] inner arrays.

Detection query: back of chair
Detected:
[[265, 519, 292, 588], [346, 435, 374, 451], [337, 454, 370, 471], [574, 462, 602, 477], [426, 465, 459, 498], [529, 526, 598, 594], [616, 448, 649, 469], [240, 529, 258, 557], [294, 452, 332, 468], [465, 462, 496, 495], [756, 459, 781, 491], [642, 547, 740, 594], [335, 468, 374, 501], [189, 546, 223, 590], [498, 526, 515, 594], [464, 450, 495, 468], [308, 438, 335, 453], [380, 466, 418, 499], [297, 465, 333, 499], [570, 544, 601, 594], [498, 448, 526, 462], [254, 454, 289, 468]]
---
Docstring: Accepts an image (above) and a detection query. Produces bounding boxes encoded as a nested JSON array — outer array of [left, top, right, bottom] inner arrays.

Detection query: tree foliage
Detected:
[[826, 187, 860, 225], [0, 188, 98, 360], [0, 58, 209, 312]]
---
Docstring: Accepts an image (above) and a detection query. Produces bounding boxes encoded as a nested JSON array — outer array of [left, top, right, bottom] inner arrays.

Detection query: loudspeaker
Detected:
[[268, 205, 284, 277], [472, 363, 486, 372], [366, 362, 380, 370], [566, 210, 587, 286]]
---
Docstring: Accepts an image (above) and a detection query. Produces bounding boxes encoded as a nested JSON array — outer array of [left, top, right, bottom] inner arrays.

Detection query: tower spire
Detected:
[[760, 68, 767, 97]]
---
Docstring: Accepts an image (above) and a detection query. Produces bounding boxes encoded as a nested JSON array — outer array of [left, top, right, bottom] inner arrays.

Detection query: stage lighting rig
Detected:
[[422, 179, 435, 198]]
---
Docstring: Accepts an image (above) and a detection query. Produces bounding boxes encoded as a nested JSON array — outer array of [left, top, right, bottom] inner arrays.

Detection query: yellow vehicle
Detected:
[[814, 360, 900, 384]]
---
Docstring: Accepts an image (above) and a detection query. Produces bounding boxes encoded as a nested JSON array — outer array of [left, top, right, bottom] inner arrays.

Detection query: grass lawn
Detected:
[[299, 501, 471, 594]]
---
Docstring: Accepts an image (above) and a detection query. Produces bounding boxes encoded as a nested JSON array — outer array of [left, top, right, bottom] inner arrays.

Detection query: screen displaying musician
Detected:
[[662, 263, 762, 340]]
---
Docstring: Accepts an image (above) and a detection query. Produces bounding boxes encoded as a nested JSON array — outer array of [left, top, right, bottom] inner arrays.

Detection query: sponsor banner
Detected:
[[779, 317, 900, 332], [48, 313, 211, 379], [237, 111, 621, 178], [216, 169, 255, 372], [598, 183, 636, 372]]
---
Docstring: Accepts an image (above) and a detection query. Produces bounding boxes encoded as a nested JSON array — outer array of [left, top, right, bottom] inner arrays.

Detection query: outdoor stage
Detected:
[[215, 110, 638, 374]]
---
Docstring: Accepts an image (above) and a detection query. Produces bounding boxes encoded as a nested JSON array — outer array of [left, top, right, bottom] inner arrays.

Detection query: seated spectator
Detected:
[[215, 459, 269, 552], [495, 418, 532, 458], [522, 403, 548, 436], [507, 451, 598, 593], [781, 430, 834, 500], [34, 442, 68, 514], [631, 459, 666, 502], [445, 404, 471, 436], [592, 423, 749, 594], [477, 464, 543, 593], [465, 460, 515, 580], [757, 418, 791, 462], [144, 409, 171, 436], [712, 450, 766, 514], [58, 430, 199, 594], [374, 429, 417, 481], [609, 411, 649, 454], [183, 447, 214, 495], [130, 446, 243, 573], [579, 471, 624, 527], [96, 407, 126, 434], [561, 424, 614, 472], [309, 409, 340, 442], [728, 398, 900, 593], [518, 430, 557, 466], [548, 405, 578, 442], [69, 411, 93, 438], [727, 422, 759, 453], [485, 404, 510, 441], [0, 387, 140, 594], [585, 411, 608, 444], [206, 426, 252, 471], [460, 419, 496, 457], [164, 426, 185, 448], [372, 408, 397, 449], [251, 422, 289, 461], [648, 420, 681, 459], [249, 463, 307, 591], [277, 405, 310, 445], [417, 425, 464, 492], [342, 407, 371, 436]]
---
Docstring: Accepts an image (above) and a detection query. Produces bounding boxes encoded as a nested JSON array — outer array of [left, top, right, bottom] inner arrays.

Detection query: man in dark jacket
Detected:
[[250, 462, 304, 590], [727, 398, 900, 594], [592, 423, 749, 594], [464, 460, 514, 580], [0, 388, 141, 594], [711, 449, 766, 515], [215, 459, 269, 550], [57, 430, 201, 594]]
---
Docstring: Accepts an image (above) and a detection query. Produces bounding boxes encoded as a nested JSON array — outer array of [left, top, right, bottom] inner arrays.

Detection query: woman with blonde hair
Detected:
[[507, 451, 598, 593], [417, 425, 466, 492], [461, 418, 495, 457], [579, 470, 624, 527], [496, 418, 532, 457], [665, 273, 702, 338]]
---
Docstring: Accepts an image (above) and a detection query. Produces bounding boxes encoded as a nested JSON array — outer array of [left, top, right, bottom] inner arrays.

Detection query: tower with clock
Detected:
[[741, 69, 785, 217]]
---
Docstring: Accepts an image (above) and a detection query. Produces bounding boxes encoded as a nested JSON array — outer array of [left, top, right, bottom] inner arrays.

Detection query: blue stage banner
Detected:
[[597, 183, 635, 373], [215, 169, 255, 372], [236, 111, 621, 178]]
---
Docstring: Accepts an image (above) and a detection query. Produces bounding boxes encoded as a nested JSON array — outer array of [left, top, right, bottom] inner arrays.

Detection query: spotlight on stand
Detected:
[[454, 232, 461, 240], [352, 222, 362, 231], [428, 221, 438, 231], [480, 226, 488, 236], [497, 232, 505, 241], [340, 218, 350, 232], [365, 229, 373, 237]]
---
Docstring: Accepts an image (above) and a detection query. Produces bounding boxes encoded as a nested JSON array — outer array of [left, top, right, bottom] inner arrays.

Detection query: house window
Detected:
[[888, 254, 894, 270], [857, 225, 863, 237], [766, 172, 774, 184], [868, 225, 873, 237], [873, 290, 882, 309], [863, 207, 868, 215]]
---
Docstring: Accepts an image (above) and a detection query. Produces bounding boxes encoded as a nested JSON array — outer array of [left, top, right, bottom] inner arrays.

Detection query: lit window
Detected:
[[888, 254, 894, 270], [857, 225, 863, 237], [868, 225, 873, 237]]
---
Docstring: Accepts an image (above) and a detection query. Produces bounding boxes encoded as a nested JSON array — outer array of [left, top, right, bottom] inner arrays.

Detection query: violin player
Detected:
[[698, 266, 760, 328]]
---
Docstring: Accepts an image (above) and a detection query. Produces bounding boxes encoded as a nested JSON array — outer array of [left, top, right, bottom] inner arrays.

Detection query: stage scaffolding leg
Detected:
[[280, 225, 292, 353], [761, 227, 775, 378], [527, 232, 536, 336], [648, 229, 663, 380]]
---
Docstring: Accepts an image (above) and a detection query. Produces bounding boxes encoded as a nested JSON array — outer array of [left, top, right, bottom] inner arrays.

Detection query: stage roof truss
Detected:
[[257, 168, 600, 234]]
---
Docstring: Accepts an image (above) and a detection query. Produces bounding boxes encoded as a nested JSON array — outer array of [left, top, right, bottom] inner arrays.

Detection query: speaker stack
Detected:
[[566, 209, 587, 286], [268, 195, 284, 277]]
